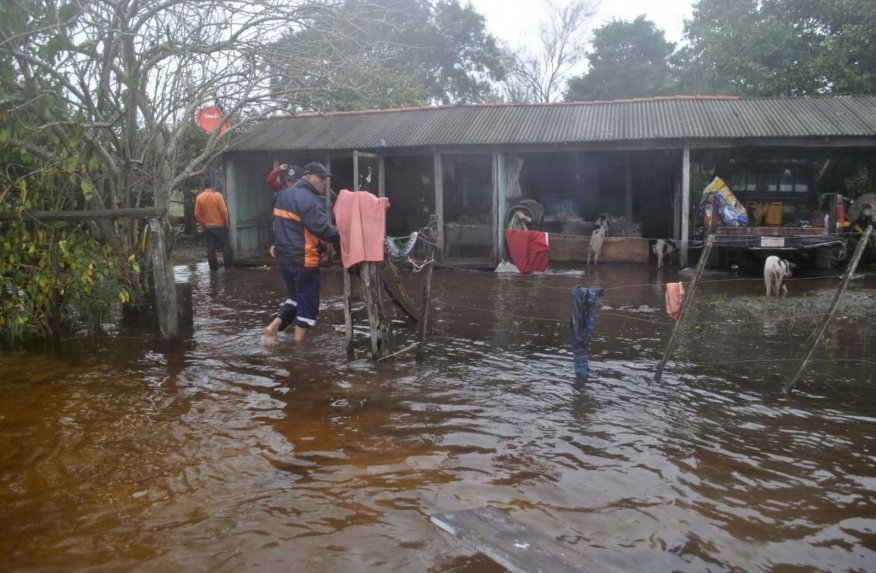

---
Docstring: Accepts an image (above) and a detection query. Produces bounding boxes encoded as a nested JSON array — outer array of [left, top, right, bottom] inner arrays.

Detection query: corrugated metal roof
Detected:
[[228, 95, 876, 152]]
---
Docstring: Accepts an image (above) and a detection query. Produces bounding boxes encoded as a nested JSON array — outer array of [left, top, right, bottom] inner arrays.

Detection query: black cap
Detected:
[[286, 165, 303, 180], [302, 162, 332, 177]]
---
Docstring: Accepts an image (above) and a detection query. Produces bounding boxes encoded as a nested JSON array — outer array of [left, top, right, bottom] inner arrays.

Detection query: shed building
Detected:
[[223, 95, 876, 267]]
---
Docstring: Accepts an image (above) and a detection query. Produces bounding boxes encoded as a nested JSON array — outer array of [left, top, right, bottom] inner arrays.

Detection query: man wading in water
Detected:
[[194, 181, 233, 271], [263, 162, 339, 344]]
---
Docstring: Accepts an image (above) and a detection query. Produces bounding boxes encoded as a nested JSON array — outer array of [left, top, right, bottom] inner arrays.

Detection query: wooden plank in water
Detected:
[[380, 262, 420, 322], [431, 507, 607, 573]]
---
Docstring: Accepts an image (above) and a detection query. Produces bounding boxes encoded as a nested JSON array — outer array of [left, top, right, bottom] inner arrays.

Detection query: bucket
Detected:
[[765, 202, 783, 226]]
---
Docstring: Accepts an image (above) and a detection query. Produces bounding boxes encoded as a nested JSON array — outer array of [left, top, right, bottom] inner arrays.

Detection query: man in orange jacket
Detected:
[[194, 181, 233, 271]]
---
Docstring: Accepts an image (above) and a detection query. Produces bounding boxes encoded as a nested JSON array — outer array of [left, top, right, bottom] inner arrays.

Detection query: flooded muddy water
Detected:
[[1, 260, 875, 572]]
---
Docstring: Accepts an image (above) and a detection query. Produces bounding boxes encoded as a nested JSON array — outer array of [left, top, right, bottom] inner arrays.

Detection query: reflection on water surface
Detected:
[[1, 262, 874, 571]]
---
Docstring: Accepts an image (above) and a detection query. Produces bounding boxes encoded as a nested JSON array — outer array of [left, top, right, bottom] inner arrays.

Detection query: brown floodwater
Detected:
[[1, 259, 875, 572]]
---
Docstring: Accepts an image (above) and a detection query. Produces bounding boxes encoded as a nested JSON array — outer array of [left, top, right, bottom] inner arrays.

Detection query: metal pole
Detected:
[[433, 153, 444, 258], [353, 150, 359, 190]]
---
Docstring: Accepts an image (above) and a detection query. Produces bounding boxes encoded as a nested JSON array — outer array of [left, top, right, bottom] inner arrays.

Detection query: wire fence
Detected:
[[53, 258, 874, 375], [49, 220, 875, 378]]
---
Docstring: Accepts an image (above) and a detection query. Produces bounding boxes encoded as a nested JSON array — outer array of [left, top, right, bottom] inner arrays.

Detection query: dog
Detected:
[[587, 213, 613, 265], [764, 255, 797, 296], [652, 239, 680, 268]]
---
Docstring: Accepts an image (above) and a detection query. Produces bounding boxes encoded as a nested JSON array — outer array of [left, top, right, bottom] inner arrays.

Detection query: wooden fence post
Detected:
[[654, 234, 714, 383], [343, 268, 354, 359], [148, 217, 180, 343], [417, 230, 437, 359], [783, 225, 873, 394], [361, 261, 390, 359]]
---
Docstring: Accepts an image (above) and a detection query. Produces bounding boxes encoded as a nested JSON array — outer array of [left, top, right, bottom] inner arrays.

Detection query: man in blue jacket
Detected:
[[264, 162, 339, 344]]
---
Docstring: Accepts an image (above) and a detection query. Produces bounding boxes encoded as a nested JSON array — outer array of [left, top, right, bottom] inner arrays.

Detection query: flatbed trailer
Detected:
[[712, 226, 846, 251], [690, 226, 848, 269]]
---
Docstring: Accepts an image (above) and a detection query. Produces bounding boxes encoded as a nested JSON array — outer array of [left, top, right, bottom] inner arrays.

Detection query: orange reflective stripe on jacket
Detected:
[[273, 207, 301, 222], [304, 229, 320, 267], [273, 207, 322, 268]]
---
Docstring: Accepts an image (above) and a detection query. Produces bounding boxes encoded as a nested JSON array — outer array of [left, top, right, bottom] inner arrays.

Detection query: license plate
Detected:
[[760, 236, 785, 248]]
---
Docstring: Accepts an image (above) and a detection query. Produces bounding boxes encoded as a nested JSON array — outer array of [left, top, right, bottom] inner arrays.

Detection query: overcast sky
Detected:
[[468, 0, 694, 47]]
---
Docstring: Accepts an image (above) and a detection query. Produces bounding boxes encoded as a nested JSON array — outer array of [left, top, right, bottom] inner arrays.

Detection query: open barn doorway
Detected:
[[441, 153, 496, 267]]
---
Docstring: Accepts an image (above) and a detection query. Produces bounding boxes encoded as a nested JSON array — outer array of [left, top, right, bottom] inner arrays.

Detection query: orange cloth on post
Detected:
[[333, 189, 391, 269], [665, 282, 685, 320]]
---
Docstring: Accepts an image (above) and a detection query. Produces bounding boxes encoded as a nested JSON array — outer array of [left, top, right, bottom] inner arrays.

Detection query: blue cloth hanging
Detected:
[[570, 286, 602, 377]]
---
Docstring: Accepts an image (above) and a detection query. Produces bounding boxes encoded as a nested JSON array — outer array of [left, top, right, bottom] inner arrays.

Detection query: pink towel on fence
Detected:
[[665, 282, 685, 320], [333, 189, 391, 269], [504, 229, 550, 275]]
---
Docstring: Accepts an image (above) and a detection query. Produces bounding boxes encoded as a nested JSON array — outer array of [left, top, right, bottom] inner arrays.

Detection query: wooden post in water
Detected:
[[361, 261, 390, 359], [344, 262, 409, 360], [784, 225, 872, 395], [654, 234, 715, 383], [148, 217, 180, 343], [343, 267, 354, 359], [417, 229, 437, 359]]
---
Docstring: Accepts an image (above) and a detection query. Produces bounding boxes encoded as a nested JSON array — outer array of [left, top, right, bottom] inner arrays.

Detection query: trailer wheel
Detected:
[[814, 243, 847, 270], [814, 247, 833, 270], [831, 242, 848, 264]]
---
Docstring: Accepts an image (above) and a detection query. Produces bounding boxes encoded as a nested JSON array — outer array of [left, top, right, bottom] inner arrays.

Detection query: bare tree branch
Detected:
[[498, 0, 598, 103]]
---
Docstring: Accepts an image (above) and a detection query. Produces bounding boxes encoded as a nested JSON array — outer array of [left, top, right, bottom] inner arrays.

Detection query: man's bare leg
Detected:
[[262, 317, 283, 345], [293, 325, 308, 342], [265, 317, 282, 336]]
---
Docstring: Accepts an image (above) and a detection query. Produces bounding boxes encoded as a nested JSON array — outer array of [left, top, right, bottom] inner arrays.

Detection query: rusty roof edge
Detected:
[[257, 94, 876, 121], [225, 95, 876, 152], [267, 95, 744, 120]]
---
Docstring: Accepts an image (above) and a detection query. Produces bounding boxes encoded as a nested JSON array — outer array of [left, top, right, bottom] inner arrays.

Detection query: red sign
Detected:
[[196, 106, 230, 135]]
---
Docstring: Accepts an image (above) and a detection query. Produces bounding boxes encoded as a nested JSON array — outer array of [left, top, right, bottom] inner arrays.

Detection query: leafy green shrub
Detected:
[[0, 222, 141, 343]]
